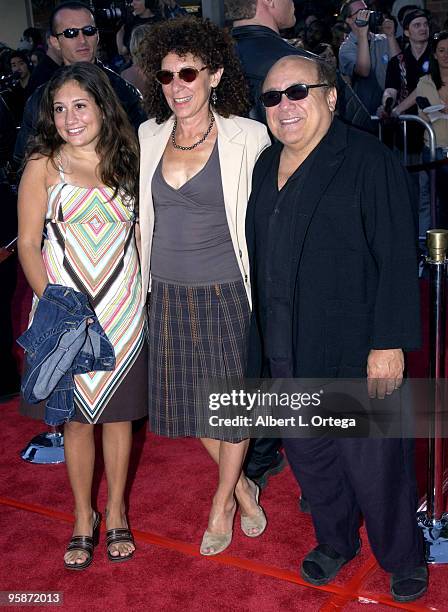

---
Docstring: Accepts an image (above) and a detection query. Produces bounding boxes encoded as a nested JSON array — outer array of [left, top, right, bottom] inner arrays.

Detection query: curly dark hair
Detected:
[[139, 16, 250, 123], [26, 63, 139, 204]]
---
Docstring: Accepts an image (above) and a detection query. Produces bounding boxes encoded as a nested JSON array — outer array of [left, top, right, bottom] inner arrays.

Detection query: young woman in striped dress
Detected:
[[18, 63, 146, 569]]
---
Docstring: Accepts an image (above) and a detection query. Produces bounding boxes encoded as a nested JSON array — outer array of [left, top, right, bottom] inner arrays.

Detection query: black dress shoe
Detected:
[[390, 565, 428, 602], [300, 543, 360, 586], [246, 452, 286, 490]]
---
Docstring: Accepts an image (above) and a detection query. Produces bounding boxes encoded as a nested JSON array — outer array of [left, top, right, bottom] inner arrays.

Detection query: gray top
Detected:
[[150, 141, 241, 285], [339, 32, 390, 114]]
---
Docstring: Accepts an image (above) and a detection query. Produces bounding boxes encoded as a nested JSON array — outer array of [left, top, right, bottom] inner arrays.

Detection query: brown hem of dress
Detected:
[[19, 341, 148, 424]]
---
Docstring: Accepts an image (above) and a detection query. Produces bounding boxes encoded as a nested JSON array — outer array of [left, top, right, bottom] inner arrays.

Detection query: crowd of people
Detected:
[[2, 1, 448, 143], [3, 0, 447, 242], [3, 0, 448, 603]]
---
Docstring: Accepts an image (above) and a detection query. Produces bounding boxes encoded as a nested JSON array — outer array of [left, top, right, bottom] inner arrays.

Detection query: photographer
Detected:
[[8, 50, 33, 125], [116, 0, 162, 60], [339, 0, 400, 113]]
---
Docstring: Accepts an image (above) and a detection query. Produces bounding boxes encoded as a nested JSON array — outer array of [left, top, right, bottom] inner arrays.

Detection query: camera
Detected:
[[0, 72, 21, 94], [94, 1, 133, 31], [355, 10, 384, 32], [368, 10, 384, 32]]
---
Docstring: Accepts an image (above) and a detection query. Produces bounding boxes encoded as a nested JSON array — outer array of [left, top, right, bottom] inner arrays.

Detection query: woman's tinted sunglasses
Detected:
[[260, 83, 329, 108], [155, 66, 208, 85]]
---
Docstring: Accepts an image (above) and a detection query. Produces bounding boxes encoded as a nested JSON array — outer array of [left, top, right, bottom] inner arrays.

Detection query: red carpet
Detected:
[[1, 273, 447, 610], [1, 398, 446, 612]]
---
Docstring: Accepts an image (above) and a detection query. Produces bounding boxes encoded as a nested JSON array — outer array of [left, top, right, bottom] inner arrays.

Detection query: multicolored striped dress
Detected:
[[21, 161, 147, 424]]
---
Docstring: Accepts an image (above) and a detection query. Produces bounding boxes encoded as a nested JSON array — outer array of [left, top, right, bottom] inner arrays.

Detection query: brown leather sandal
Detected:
[[106, 527, 135, 562], [64, 511, 101, 571]]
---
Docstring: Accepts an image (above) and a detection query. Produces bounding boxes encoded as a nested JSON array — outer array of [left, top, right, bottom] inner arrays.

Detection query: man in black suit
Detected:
[[14, 1, 146, 165], [227, 0, 373, 489], [245, 53, 428, 603]]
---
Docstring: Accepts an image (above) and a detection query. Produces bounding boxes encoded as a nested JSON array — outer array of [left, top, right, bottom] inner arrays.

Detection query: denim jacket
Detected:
[[17, 284, 115, 425]]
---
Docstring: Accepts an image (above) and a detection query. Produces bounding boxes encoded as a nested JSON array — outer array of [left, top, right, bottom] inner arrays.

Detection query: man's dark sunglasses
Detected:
[[260, 83, 329, 107], [55, 26, 98, 39], [155, 66, 207, 85]]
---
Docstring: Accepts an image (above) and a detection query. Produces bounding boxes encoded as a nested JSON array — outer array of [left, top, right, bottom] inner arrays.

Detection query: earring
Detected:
[[211, 88, 217, 106]]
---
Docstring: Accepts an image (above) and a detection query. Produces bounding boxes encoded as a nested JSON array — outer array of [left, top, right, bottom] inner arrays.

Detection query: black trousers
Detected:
[[244, 438, 282, 476], [282, 437, 425, 573]]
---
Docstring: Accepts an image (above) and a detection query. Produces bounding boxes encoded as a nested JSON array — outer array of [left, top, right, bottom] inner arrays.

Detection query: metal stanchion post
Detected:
[[417, 229, 448, 563], [370, 114, 437, 230], [397, 114, 437, 228], [20, 426, 65, 464]]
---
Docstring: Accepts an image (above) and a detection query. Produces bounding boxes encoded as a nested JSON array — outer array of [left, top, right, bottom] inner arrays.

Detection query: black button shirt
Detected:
[[385, 44, 431, 100], [384, 44, 431, 152], [254, 141, 320, 376]]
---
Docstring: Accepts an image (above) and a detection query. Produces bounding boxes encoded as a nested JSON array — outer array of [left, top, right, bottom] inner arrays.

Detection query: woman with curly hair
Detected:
[[18, 63, 147, 569], [138, 16, 270, 555]]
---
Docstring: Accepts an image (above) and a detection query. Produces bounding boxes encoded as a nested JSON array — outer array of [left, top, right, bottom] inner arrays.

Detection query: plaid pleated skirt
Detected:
[[148, 279, 250, 441]]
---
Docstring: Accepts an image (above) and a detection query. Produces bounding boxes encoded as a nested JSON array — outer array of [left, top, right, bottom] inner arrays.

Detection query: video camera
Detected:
[[355, 10, 385, 33], [93, 0, 133, 32]]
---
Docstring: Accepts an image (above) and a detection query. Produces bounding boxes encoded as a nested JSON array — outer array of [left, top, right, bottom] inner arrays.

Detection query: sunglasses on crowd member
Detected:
[[55, 26, 98, 39], [260, 83, 329, 107], [155, 66, 208, 85]]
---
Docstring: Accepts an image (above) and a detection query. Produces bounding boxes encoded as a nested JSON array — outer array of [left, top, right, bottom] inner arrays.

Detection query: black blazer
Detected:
[[246, 119, 421, 378]]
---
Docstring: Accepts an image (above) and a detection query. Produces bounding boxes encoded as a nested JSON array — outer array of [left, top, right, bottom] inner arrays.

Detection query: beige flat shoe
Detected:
[[240, 479, 267, 538], [200, 529, 232, 556]]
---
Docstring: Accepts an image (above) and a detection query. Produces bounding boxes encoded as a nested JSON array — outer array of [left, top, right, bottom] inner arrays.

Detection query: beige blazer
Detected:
[[138, 111, 270, 308]]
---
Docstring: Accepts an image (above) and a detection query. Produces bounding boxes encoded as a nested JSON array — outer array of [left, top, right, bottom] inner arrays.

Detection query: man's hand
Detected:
[[376, 104, 395, 119], [355, 9, 370, 26], [367, 348, 404, 399], [354, 9, 370, 36]]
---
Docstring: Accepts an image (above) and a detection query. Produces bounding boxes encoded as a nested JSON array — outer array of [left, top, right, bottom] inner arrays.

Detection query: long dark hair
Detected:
[[139, 16, 250, 123], [26, 62, 139, 203], [430, 31, 448, 90]]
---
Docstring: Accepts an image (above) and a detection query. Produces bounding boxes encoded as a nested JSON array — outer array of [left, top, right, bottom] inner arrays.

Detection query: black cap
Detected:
[[397, 5, 419, 25], [403, 9, 428, 31]]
